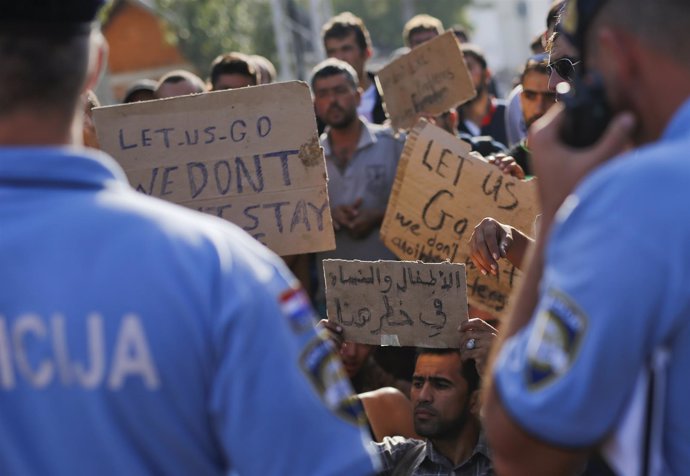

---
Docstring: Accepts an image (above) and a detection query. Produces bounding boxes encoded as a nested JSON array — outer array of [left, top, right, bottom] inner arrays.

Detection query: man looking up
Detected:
[[373, 350, 493, 475], [485, 0, 690, 474], [0, 2, 379, 474], [322, 12, 386, 124]]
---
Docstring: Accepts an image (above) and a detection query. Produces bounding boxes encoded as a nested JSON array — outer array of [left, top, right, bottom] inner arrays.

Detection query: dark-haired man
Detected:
[[486, 0, 690, 474], [0, 2, 379, 474], [208, 52, 259, 90], [322, 12, 386, 124], [373, 350, 493, 475], [457, 44, 508, 147], [310, 59, 402, 311]]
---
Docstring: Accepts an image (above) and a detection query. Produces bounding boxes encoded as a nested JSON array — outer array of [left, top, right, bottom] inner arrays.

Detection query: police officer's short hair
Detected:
[[309, 58, 359, 91]]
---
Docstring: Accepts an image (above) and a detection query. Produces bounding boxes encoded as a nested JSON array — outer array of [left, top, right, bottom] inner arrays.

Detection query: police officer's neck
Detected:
[[0, 109, 78, 146]]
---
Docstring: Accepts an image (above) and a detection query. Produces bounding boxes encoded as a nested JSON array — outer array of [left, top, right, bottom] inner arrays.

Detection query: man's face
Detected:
[[409, 29, 439, 49], [411, 352, 475, 439], [313, 73, 360, 129], [212, 73, 255, 91], [521, 70, 556, 128], [339, 341, 373, 378], [325, 32, 368, 79]]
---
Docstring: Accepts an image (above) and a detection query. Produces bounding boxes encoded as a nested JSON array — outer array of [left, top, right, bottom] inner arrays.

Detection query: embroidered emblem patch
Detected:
[[300, 337, 365, 424], [525, 289, 587, 389], [279, 287, 315, 334]]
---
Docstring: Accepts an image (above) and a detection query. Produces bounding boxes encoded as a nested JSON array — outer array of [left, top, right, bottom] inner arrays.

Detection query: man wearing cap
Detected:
[[485, 0, 690, 475], [0, 2, 379, 475]]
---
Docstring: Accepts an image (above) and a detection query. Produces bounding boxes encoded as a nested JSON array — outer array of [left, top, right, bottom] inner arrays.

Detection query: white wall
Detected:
[[467, 0, 551, 96]]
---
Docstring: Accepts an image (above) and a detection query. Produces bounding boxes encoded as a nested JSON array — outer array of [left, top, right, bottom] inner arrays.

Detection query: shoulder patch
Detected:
[[525, 289, 587, 389], [300, 336, 366, 425], [279, 287, 316, 334]]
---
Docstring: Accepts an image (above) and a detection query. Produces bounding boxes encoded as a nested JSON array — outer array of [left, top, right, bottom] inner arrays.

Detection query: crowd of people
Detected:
[[2, 0, 690, 474]]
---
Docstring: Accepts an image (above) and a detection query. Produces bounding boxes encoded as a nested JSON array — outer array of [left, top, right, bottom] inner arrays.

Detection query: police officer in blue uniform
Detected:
[[484, 1, 690, 475], [0, 2, 378, 474]]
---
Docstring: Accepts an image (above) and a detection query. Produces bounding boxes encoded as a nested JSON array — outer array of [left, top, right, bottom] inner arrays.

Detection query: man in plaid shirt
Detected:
[[372, 349, 494, 475]]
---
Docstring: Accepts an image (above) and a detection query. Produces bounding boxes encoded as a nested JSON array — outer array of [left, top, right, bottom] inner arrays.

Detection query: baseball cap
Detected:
[[0, 0, 107, 35]]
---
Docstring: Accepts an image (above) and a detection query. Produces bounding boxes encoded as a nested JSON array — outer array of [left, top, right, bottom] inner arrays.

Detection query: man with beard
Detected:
[[310, 59, 403, 313], [372, 349, 493, 475], [508, 54, 557, 176]]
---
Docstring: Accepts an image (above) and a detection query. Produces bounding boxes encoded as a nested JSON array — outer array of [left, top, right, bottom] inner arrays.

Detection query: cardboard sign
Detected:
[[324, 259, 468, 348], [93, 81, 335, 257], [376, 31, 476, 130], [380, 121, 539, 317]]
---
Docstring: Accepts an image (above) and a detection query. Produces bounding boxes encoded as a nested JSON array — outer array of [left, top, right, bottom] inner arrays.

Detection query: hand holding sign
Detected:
[[380, 121, 540, 317], [324, 259, 468, 348]]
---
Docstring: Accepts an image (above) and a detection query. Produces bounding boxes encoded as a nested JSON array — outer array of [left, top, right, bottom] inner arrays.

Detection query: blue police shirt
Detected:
[[493, 98, 690, 475], [0, 147, 378, 475]]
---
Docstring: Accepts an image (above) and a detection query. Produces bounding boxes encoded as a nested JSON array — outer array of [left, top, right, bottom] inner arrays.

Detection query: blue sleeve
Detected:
[[492, 172, 674, 447], [208, 232, 378, 474]]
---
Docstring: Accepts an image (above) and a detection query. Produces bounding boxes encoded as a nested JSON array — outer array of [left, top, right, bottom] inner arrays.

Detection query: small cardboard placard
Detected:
[[376, 31, 476, 130], [380, 120, 539, 317], [93, 81, 335, 257], [324, 259, 468, 348]]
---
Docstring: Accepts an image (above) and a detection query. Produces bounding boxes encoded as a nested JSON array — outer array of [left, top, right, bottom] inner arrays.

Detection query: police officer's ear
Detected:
[[83, 31, 109, 95]]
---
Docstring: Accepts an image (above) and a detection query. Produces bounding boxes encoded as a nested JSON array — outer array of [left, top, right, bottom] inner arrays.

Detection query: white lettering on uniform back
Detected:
[[73, 313, 105, 389], [51, 314, 73, 385], [0, 317, 15, 389], [108, 314, 160, 390], [13, 314, 54, 388]]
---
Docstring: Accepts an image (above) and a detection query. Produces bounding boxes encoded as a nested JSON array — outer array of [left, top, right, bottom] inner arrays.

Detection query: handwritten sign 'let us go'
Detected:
[[324, 259, 468, 348], [93, 81, 335, 257], [380, 121, 539, 318]]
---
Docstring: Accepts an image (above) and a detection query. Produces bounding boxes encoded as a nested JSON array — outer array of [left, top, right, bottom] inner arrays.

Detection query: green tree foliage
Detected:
[[327, 0, 470, 52], [153, 0, 469, 74], [155, 0, 276, 75]]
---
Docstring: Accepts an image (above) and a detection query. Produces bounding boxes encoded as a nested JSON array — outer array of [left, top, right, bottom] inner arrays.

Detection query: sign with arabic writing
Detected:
[[380, 120, 539, 318], [324, 259, 467, 348], [93, 81, 335, 257]]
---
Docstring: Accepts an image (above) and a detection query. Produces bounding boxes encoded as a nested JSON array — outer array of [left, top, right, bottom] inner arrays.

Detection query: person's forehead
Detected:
[[325, 32, 359, 49], [157, 80, 200, 98], [414, 353, 463, 379], [522, 70, 550, 90], [314, 73, 352, 90], [411, 29, 438, 43], [463, 54, 482, 69], [215, 73, 254, 88]]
